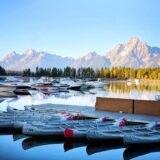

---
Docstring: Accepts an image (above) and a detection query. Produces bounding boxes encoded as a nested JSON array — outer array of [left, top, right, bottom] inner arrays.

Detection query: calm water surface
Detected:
[[0, 82, 160, 160]]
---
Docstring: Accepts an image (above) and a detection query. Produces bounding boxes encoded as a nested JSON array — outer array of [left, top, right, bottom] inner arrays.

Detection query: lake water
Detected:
[[0, 81, 160, 160]]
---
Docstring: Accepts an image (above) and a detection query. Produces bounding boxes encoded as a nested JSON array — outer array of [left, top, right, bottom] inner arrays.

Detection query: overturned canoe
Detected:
[[10, 116, 113, 131], [22, 119, 115, 137], [123, 133, 160, 145], [64, 118, 143, 139], [0, 120, 13, 128], [22, 123, 100, 137], [23, 125, 75, 137], [14, 117, 111, 130], [87, 123, 159, 141]]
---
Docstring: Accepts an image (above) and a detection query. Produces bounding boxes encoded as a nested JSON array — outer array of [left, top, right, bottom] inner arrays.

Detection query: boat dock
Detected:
[[25, 103, 160, 123], [82, 109, 160, 123], [0, 97, 160, 146]]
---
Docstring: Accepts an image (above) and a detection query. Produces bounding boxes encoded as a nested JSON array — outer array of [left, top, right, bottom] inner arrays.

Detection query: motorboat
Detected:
[[13, 89, 31, 96], [86, 80, 107, 88], [31, 83, 58, 90], [0, 91, 17, 98], [0, 84, 17, 92]]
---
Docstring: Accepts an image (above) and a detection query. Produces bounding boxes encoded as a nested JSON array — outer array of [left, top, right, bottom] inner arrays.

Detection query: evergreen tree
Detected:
[[0, 66, 6, 75]]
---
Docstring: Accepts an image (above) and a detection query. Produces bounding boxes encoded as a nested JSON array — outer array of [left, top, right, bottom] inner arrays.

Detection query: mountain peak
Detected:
[[127, 37, 147, 47], [23, 48, 37, 56], [127, 37, 140, 46], [106, 37, 160, 68], [85, 52, 97, 60], [129, 37, 140, 42], [8, 51, 17, 56], [2, 51, 17, 60]]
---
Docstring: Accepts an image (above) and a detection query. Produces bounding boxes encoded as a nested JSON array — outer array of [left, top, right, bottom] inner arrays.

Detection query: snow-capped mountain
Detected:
[[0, 51, 21, 69], [106, 37, 160, 68], [0, 48, 74, 70], [72, 52, 110, 69], [0, 37, 160, 70]]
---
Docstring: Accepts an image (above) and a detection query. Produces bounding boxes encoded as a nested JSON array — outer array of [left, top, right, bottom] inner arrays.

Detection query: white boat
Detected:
[[60, 78, 92, 91], [5, 76, 20, 83], [67, 81, 84, 91], [86, 81, 106, 88], [0, 84, 17, 92], [0, 91, 17, 98]]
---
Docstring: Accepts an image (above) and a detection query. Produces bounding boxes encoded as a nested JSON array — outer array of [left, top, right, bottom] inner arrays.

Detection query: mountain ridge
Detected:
[[0, 37, 160, 70]]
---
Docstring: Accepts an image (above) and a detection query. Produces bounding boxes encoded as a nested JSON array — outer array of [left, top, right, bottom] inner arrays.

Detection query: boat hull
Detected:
[[123, 134, 160, 145], [0, 85, 16, 92]]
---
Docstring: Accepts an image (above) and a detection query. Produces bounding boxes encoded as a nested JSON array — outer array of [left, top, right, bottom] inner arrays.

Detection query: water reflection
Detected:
[[86, 140, 124, 155], [22, 137, 65, 150], [104, 82, 160, 93], [0, 130, 160, 160], [0, 82, 160, 160], [0, 82, 160, 112], [123, 144, 160, 160], [103, 82, 160, 100]]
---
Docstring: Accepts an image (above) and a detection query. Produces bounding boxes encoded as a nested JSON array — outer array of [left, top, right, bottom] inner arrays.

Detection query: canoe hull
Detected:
[[123, 135, 160, 145]]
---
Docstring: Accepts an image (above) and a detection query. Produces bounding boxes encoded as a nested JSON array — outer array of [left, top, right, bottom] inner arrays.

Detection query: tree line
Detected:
[[0, 65, 160, 80], [23, 67, 95, 78], [23, 66, 160, 80]]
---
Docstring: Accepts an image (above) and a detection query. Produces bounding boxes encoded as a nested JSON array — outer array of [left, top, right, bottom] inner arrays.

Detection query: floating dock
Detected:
[[0, 97, 160, 146], [24, 102, 160, 123]]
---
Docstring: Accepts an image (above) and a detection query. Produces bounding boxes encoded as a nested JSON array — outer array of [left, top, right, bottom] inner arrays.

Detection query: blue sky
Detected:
[[0, 0, 160, 57]]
